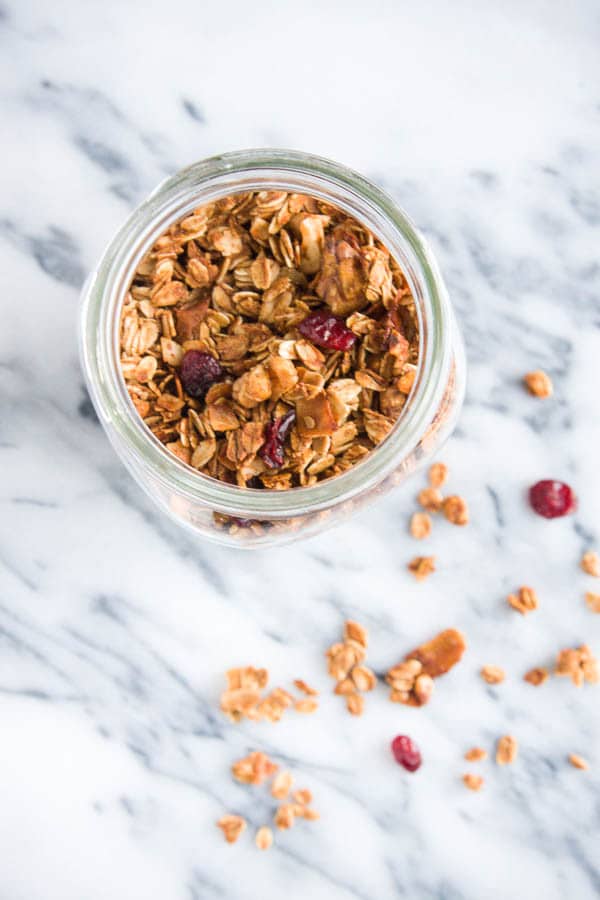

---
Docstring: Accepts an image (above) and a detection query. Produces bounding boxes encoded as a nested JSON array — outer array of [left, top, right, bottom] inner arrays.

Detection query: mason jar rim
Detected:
[[80, 148, 453, 518]]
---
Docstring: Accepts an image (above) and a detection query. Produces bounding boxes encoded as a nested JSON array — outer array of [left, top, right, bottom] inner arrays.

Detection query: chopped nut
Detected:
[[271, 771, 293, 800], [585, 592, 600, 613], [568, 754, 589, 770], [524, 667, 549, 686], [294, 698, 318, 714], [463, 774, 484, 791], [442, 495, 469, 526], [293, 679, 318, 696], [410, 512, 432, 540], [417, 487, 443, 513], [217, 814, 246, 844], [555, 645, 599, 686], [523, 370, 553, 398], [507, 586, 538, 615], [496, 735, 518, 765], [480, 665, 505, 685], [428, 462, 448, 488], [581, 551, 600, 577], [408, 555, 436, 581], [345, 692, 364, 716], [255, 826, 273, 850], [465, 747, 488, 762]]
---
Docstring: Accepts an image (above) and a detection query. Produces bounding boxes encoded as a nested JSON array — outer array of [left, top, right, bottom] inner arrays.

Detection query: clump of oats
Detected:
[[417, 487, 443, 513], [555, 645, 599, 686], [507, 586, 538, 615], [496, 735, 518, 765], [463, 773, 484, 791], [326, 620, 376, 715], [120, 191, 420, 492], [386, 628, 466, 706], [523, 370, 553, 398], [581, 551, 600, 577], [442, 495, 469, 526], [232, 751, 278, 785], [220, 666, 318, 723], [407, 555, 436, 581], [524, 666, 549, 686], [480, 665, 505, 685]]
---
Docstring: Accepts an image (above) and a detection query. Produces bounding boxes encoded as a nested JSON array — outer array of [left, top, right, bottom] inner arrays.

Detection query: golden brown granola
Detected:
[[417, 487, 443, 513], [585, 592, 600, 613], [407, 555, 436, 581], [507, 586, 538, 615], [465, 747, 488, 762], [292, 789, 312, 805], [232, 751, 278, 785], [568, 754, 589, 770], [221, 667, 317, 722], [581, 551, 600, 577], [326, 620, 376, 713], [386, 659, 434, 706], [428, 461, 448, 488], [255, 826, 273, 850], [386, 629, 466, 706], [217, 814, 247, 844], [524, 666, 549, 686], [442, 495, 469, 526], [555, 645, 599, 686], [523, 370, 553, 398], [406, 628, 467, 677], [119, 191, 420, 490], [480, 665, 505, 685], [463, 774, 484, 791], [271, 771, 293, 800], [410, 511, 432, 540], [496, 735, 518, 765], [293, 678, 318, 696]]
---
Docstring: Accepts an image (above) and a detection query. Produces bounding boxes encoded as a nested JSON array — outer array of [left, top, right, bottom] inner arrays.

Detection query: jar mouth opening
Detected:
[[81, 149, 452, 517]]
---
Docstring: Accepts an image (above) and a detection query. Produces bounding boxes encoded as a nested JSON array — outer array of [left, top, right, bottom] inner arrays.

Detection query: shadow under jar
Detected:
[[80, 149, 466, 548]]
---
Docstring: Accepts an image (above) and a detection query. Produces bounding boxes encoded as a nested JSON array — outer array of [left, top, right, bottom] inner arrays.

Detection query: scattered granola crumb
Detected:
[[555, 645, 599, 686], [271, 771, 293, 800], [410, 511, 432, 540], [274, 804, 296, 830], [523, 370, 553, 398], [496, 735, 518, 765], [255, 826, 273, 850], [293, 789, 312, 805], [568, 754, 589, 770], [346, 692, 365, 716], [327, 620, 374, 713], [232, 751, 278, 785], [524, 667, 549, 686], [581, 551, 600, 577], [428, 461, 448, 488], [294, 698, 318, 714], [344, 620, 368, 648], [481, 665, 505, 685], [351, 665, 377, 692], [217, 815, 246, 844], [417, 487, 443, 513], [465, 747, 488, 762], [463, 773, 484, 791], [293, 679, 318, 696], [507, 586, 538, 615], [585, 592, 600, 613], [408, 555, 436, 581], [442, 495, 469, 526]]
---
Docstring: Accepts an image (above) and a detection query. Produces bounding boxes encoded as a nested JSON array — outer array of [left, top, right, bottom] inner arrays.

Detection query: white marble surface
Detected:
[[1, 1, 600, 898]]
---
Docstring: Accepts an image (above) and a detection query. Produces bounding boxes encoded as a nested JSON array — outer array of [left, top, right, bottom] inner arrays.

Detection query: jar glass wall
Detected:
[[80, 150, 465, 548]]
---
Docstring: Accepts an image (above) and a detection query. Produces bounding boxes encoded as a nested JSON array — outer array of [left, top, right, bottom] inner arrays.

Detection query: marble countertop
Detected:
[[1, 1, 599, 898]]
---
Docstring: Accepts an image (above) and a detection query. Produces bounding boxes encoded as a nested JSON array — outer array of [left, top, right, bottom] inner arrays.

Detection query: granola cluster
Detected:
[[219, 666, 318, 723], [120, 191, 420, 489], [386, 628, 466, 706], [326, 620, 376, 715]]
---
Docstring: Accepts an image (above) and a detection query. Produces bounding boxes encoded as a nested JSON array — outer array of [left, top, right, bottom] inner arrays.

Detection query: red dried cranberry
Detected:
[[298, 311, 356, 351], [529, 480, 577, 519], [391, 735, 422, 772], [259, 409, 296, 469], [179, 350, 223, 399], [230, 517, 254, 528]]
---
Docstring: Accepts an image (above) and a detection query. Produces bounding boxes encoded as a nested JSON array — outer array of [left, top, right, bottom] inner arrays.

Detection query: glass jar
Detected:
[[80, 149, 465, 548]]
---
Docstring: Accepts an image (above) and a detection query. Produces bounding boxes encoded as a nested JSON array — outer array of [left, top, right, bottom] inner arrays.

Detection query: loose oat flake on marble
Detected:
[[119, 190, 420, 489]]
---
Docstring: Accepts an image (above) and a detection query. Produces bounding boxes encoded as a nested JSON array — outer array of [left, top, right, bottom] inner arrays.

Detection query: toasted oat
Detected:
[[410, 511, 432, 540], [417, 487, 443, 513], [585, 592, 600, 613], [255, 826, 273, 850], [524, 667, 549, 686], [442, 495, 469, 526], [293, 679, 319, 696], [568, 754, 589, 770], [408, 555, 436, 581], [271, 770, 293, 800], [294, 698, 318, 714], [351, 665, 377, 692], [523, 370, 553, 398], [232, 751, 278, 785], [344, 620, 368, 648], [428, 461, 448, 488], [345, 692, 364, 716], [386, 659, 428, 706], [274, 803, 296, 830], [555, 645, 599, 686], [507, 586, 538, 615], [217, 814, 246, 844], [581, 551, 600, 577], [463, 774, 484, 791], [496, 735, 518, 765], [293, 789, 312, 805], [481, 665, 505, 685], [465, 747, 488, 762]]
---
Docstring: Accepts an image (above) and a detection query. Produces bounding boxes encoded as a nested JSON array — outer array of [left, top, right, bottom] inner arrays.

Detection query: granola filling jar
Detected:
[[80, 150, 465, 547]]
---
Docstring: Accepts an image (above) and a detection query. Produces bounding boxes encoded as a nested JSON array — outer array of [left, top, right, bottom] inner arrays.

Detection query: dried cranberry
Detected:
[[259, 409, 296, 469], [529, 480, 577, 519], [391, 735, 422, 772], [179, 350, 223, 399], [298, 311, 356, 351], [230, 517, 254, 528]]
